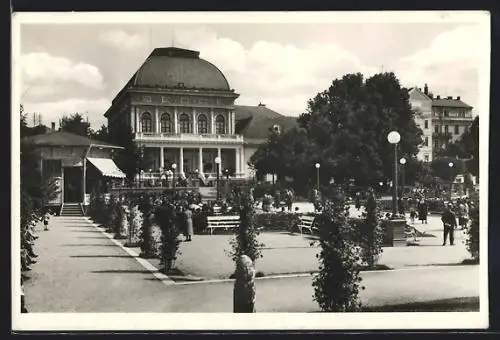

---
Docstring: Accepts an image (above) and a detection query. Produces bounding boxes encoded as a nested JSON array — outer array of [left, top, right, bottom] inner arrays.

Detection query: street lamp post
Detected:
[[315, 163, 320, 191], [448, 162, 454, 201], [387, 131, 401, 218], [171, 163, 177, 192], [399, 157, 406, 196], [215, 157, 221, 201]]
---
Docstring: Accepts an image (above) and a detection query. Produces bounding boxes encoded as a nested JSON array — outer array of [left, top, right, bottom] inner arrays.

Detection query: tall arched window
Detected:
[[197, 114, 208, 134], [215, 115, 226, 134], [160, 113, 171, 133], [141, 112, 152, 133], [179, 113, 191, 133]]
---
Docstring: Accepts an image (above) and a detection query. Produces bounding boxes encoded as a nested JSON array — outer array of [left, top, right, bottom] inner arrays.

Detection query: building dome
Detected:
[[131, 47, 231, 91]]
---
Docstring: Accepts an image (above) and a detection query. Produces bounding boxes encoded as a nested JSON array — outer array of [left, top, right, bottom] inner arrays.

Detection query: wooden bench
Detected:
[[207, 215, 240, 235], [298, 215, 317, 234]]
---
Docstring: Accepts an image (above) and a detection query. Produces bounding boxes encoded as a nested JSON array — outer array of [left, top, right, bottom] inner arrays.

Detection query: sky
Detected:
[[16, 13, 488, 130]]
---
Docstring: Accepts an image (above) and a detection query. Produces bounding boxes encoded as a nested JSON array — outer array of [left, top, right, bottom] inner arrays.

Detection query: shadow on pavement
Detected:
[[69, 230, 104, 233], [62, 244, 117, 247], [91, 269, 158, 274], [71, 255, 134, 258], [77, 236, 108, 239]]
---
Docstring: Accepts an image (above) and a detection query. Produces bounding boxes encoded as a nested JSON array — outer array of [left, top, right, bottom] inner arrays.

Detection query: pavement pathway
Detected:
[[22, 216, 479, 313]]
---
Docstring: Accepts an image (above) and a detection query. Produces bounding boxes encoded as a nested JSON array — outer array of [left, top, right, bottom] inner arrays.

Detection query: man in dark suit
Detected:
[[441, 204, 458, 246]]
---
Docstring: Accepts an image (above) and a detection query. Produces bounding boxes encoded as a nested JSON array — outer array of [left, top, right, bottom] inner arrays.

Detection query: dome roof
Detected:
[[131, 47, 231, 91]]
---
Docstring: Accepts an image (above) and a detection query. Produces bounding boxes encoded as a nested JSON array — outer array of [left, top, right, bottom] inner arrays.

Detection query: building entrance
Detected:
[[63, 166, 83, 203]]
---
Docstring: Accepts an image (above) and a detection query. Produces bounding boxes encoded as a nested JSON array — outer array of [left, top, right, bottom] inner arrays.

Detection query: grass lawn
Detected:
[[362, 296, 480, 312]]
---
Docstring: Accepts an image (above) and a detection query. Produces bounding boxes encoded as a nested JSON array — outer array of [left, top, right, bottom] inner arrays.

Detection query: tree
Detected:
[[60, 113, 91, 137], [444, 116, 479, 177], [312, 186, 363, 312], [251, 72, 423, 191], [430, 157, 465, 182], [90, 124, 109, 142], [21, 106, 49, 138], [108, 120, 144, 182]]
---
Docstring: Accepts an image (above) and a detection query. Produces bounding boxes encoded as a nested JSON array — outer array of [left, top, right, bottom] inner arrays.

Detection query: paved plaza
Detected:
[[22, 215, 479, 313]]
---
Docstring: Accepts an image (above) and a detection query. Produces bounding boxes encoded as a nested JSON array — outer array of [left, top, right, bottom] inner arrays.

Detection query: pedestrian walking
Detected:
[[417, 199, 428, 224], [285, 189, 293, 211], [184, 205, 193, 242], [441, 204, 457, 246], [43, 211, 50, 231], [458, 199, 469, 230]]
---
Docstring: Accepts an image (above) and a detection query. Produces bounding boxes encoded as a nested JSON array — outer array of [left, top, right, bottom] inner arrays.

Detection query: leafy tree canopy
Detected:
[[60, 113, 91, 137], [442, 116, 479, 176], [251, 72, 423, 191]]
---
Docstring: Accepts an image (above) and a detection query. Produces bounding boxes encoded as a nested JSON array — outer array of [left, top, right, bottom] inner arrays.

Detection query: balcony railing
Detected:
[[134, 132, 244, 143]]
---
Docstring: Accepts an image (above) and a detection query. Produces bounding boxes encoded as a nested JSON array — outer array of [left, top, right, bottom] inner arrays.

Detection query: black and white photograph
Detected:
[[12, 11, 489, 331]]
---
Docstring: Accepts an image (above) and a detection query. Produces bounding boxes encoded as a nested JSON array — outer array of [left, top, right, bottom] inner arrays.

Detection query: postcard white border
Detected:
[[11, 10, 490, 331]]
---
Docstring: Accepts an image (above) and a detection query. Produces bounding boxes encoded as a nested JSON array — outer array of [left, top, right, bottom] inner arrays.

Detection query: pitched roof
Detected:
[[432, 98, 473, 109], [234, 105, 298, 142], [21, 130, 122, 148], [408, 87, 432, 101]]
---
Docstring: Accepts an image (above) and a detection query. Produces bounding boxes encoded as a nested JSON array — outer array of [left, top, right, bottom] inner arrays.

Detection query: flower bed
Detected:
[[254, 212, 302, 232]]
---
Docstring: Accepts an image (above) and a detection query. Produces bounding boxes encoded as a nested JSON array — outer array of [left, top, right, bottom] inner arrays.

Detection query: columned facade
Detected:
[[105, 47, 293, 181]]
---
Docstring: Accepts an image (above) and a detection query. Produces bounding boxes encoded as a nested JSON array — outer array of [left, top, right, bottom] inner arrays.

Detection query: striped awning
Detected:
[[87, 157, 126, 179]]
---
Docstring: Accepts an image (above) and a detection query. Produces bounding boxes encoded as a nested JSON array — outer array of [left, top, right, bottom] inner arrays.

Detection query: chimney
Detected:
[[456, 96, 461, 101], [51, 122, 56, 131], [447, 96, 452, 100], [424, 83, 428, 95], [437, 95, 441, 99]]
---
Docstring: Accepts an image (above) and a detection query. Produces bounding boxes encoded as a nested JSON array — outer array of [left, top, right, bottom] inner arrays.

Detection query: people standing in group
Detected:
[[441, 203, 458, 246], [417, 199, 428, 224]]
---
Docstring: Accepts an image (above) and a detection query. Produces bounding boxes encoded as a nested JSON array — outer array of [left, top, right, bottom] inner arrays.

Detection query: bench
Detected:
[[207, 215, 240, 235], [298, 215, 317, 234]]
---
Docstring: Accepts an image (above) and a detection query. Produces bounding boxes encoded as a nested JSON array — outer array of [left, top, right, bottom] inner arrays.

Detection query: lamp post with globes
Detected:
[[399, 157, 406, 196], [448, 161, 454, 201], [171, 163, 177, 191], [387, 131, 401, 218], [315, 163, 320, 191], [215, 157, 221, 201]]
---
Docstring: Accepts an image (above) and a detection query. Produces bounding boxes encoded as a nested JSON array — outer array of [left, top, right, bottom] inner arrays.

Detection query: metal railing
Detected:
[[134, 132, 244, 142]]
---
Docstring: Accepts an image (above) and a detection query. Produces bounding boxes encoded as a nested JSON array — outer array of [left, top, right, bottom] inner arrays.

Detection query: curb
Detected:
[[82, 217, 176, 286]]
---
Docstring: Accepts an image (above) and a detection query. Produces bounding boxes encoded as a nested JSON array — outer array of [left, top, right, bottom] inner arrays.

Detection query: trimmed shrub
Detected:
[[154, 203, 182, 273], [227, 192, 264, 264], [126, 205, 142, 246], [312, 187, 363, 312], [357, 192, 384, 268], [464, 207, 479, 261], [137, 195, 156, 258], [104, 194, 119, 233], [114, 205, 129, 239]]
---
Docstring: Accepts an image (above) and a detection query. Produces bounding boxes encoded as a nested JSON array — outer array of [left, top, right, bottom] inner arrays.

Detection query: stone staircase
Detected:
[[60, 203, 84, 217]]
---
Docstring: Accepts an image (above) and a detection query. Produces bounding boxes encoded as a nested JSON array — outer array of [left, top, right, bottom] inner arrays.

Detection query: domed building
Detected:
[[104, 47, 296, 180]]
